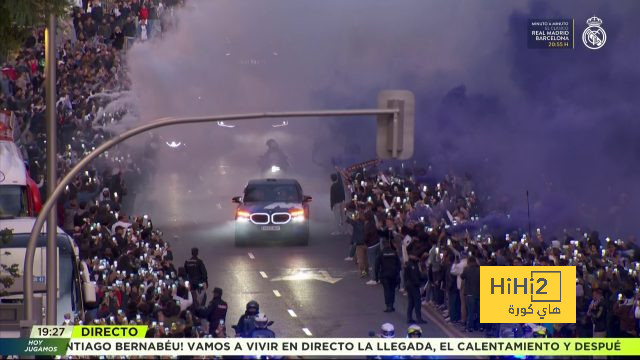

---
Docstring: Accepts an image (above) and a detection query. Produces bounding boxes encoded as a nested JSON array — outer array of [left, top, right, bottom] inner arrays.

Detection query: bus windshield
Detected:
[[0, 233, 73, 297], [0, 185, 28, 217]]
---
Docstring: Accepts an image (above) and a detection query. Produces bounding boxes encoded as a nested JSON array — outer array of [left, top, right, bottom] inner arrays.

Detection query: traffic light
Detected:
[[376, 90, 415, 160]]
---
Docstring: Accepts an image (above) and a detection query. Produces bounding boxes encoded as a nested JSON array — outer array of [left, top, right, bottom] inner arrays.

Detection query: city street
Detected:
[[5, 1, 637, 358], [131, 156, 451, 338]]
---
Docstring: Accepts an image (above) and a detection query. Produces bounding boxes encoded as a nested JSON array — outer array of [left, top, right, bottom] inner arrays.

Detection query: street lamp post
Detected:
[[22, 109, 399, 324], [45, 12, 58, 326]]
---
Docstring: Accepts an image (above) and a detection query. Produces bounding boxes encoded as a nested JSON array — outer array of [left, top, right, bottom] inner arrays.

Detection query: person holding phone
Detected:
[[184, 247, 208, 306], [194, 287, 228, 336], [613, 289, 638, 337], [404, 253, 427, 324], [330, 172, 347, 236], [346, 210, 368, 277], [214, 320, 227, 338], [375, 239, 401, 313], [587, 287, 607, 337]]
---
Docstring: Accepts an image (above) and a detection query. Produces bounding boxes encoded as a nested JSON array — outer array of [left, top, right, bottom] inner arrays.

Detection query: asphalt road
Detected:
[[130, 149, 452, 339]]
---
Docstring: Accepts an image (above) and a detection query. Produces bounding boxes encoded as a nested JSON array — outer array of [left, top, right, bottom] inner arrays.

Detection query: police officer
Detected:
[[404, 254, 427, 324], [375, 239, 401, 312], [249, 313, 275, 338], [380, 323, 395, 338], [407, 324, 422, 338], [195, 287, 228, 336], [184, 247, 208, 306], [233, 300, 260, 337], [260, 139, 290, 173]]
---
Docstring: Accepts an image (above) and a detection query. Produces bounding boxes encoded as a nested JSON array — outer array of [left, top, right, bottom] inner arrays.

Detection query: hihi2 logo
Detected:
[[480, 266, 576, 323]]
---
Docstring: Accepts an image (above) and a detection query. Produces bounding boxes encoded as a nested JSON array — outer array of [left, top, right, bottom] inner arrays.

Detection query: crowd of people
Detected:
[[1, 0, 182, 130], [69, 0, 181, 47], [2, 0, 283, 341], [333, 160, 640, 338]]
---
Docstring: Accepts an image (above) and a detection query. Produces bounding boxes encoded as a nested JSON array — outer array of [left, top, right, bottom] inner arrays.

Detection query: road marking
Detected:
[[248, 252, 255, 259], [270, 268, 342, 284], [272, 290, 281, 297], [259, 271, 268, 279], [302, 328, 312, 336], [287, 309, 297, 318]]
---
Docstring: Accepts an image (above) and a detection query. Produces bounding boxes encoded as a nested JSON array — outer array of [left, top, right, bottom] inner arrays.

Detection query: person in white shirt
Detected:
[[450, 252, 467, 323], [399, 227, 412, 293], [111, 213, 132, 234], [401, 232, 412, 265], [173, 285, 193, 312]]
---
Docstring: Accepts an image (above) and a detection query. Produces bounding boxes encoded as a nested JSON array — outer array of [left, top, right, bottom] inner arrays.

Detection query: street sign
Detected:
[[376, 90, 415, 160]]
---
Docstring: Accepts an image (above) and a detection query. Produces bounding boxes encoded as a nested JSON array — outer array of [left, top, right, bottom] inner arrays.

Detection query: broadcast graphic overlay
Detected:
[[0, 326, 148, 357], [2, 325, 640, 357], [582, 16, 606, 50], [528, 19, 574, 49], [480, 266, 576, 323]]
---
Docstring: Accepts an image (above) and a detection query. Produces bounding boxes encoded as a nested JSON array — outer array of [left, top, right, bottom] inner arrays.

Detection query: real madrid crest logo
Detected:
[[582, 16, 606, 50]]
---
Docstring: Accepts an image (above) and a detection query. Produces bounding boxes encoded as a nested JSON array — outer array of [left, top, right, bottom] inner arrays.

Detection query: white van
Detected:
[[0, 218, 96, 337], [0, 110, 42, 217]]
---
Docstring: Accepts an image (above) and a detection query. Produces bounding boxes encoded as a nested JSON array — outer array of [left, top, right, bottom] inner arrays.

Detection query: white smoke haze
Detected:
[[89, 90, 139, 132], [122, 0, 518, 226], [126, 0, 519, 137], [118, 0, 640, 239], [124, 0, 519, 172]]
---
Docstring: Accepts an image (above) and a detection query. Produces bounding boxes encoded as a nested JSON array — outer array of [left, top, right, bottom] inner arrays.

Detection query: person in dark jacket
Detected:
[[98, 19, 112, 42], [184, 247, 208, 306], [84, 18, 98, 39], [122, 16, 137, 38], [258, 139, 290, 173], [404, 254, 426, 324], [184, 247, 208, 287], [108, 170, 126, 202], [364, 212, 380, 284], [115, 252, 134, 275], [195, 287, 228, 336], [375, 239, 401, 312], [330, 173, 346, 235], [77, 233, 91, 260], [587, 287, 607, 337], [347, 211, 367, 277], [113, 226, 126, 249], [605, 286, 620, 337], [613, 289, 638, 337], [461, 256, 481, 332], [377, 217, 398, 252], [91, 1, 104, 23], [234, 300, 260, 337], [111, 26, 125, 50]]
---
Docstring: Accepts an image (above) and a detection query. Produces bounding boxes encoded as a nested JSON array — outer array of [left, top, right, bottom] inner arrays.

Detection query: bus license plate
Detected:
[[261, 226, 280, 231]]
